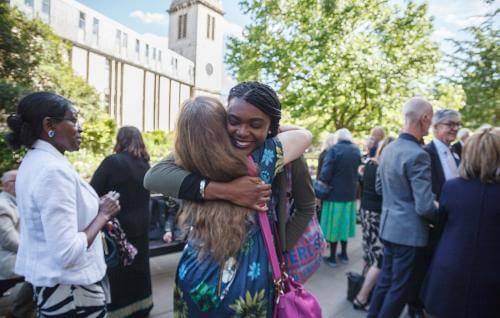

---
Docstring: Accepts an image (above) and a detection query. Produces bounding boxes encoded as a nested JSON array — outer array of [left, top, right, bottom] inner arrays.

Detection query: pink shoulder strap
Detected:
[[246, 155, 282, 281]]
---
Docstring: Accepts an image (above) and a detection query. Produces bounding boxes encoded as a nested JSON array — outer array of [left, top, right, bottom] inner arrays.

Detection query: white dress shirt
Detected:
[[15, 140, 106, 287], [433, 138, 459, 180]]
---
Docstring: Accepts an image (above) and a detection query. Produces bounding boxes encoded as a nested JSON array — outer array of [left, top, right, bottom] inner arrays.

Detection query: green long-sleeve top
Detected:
[[143, 155, 316, 250]]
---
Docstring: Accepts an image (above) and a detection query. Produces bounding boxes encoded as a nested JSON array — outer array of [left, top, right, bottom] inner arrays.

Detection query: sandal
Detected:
[[352, 297, 368, 311]]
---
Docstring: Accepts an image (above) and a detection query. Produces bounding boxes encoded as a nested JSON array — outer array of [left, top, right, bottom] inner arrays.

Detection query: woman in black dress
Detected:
[[91, 126, 152, 317]]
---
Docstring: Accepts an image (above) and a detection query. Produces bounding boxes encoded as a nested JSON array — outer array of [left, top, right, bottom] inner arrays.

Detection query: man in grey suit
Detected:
[[367, 98, 438, 318]]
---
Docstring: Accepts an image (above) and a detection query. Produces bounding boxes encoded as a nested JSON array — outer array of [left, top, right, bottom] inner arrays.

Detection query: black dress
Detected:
[[91, 152, 152, 318]]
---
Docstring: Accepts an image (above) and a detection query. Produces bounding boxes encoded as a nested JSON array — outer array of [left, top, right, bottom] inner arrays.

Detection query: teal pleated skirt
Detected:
[[320, 200, 356, 242]]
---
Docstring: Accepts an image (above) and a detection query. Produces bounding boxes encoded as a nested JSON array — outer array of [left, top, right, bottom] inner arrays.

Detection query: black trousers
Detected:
[[368, 240, 424, 318]]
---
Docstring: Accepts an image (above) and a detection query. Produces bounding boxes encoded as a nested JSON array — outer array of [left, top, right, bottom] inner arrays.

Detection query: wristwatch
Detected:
[[199, 179, 208, 199]]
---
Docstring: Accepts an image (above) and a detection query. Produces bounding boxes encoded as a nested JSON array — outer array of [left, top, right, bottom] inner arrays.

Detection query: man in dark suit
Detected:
[[368, 98, 438, 318], [407, 109, 462, 317], [451, 127, 470, 159], [424, 109, 461, 200]]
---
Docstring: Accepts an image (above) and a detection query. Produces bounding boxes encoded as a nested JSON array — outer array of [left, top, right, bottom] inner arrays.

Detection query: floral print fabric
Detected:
[[173, 138, 283, 318]]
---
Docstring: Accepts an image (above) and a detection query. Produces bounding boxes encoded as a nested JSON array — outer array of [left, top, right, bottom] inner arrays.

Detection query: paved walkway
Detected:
[[150, 226, 367, 318]]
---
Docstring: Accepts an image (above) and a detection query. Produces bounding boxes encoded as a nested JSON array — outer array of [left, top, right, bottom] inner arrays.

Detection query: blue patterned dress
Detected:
[[173, 138, 284, 318]]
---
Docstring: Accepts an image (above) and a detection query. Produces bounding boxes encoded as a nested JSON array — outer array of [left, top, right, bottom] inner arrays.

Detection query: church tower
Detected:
[[168, 0, 224, 98]]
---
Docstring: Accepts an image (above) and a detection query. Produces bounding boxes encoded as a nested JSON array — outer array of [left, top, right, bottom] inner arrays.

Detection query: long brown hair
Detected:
[[174, 96, 253, 264], [114, 126, 150, 161]]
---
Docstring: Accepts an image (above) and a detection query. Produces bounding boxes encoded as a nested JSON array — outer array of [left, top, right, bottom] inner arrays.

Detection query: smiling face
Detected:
[[50, 107, 83, 153], [433, 116, 460, 145], [227, 97, 271, 156]]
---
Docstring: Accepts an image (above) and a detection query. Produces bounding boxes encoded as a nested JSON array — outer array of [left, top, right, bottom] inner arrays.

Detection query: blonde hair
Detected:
[[374, 137, 395, 161], [459, 127, 500, 184], [174, 96, 253, 264]]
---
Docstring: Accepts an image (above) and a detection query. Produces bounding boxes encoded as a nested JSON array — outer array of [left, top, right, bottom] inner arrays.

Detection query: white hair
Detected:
[[457, 128, 471, 140], [432, 109, 461, 126], [403, 97, 432, 125], [1, 170, 16, 184], [335, 128, 352, 142], [323, 133, 337, 150]]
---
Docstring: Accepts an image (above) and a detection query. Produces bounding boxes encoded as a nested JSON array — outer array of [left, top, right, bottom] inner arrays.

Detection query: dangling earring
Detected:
[[48, 130, 55, 138]]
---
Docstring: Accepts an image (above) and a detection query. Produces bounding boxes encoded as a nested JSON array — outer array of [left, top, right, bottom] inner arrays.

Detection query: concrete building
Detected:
[[7, 0, 234, 132]]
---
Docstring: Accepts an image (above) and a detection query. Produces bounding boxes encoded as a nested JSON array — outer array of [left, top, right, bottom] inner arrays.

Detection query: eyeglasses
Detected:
[[440, 122, 461, 129]]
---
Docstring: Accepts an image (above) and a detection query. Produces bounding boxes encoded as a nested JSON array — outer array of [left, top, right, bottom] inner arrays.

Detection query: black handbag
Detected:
[[346, 271, 365, 302]]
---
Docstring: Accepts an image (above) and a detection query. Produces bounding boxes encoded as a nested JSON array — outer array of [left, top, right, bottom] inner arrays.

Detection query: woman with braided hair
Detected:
[[166, 95, 311, 317]]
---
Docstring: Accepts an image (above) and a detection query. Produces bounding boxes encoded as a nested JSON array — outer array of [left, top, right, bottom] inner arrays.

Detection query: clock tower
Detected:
[[168, 0, 224, 98]]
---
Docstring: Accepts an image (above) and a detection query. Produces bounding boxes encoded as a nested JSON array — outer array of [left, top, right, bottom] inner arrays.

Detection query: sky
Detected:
[[78, 0, 498, 73]]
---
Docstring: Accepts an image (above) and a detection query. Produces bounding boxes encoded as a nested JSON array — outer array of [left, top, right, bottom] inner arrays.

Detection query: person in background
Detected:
[[369, 126, 385, 158], [317, 133, 336, 180], [422, 127, 500, 318], [318, 128, 361, 267], [6, 92, 120, 317], [316, 133, 336, 219], [367, 98, 438, 318], [451, 127, 470, 158], [0, 170, 34, 318], [91, 126, 153, 317], [352, 137, 394, 311]]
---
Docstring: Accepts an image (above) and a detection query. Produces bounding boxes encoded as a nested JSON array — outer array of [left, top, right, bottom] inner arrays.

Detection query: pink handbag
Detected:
[[258, 210, 322, 318]]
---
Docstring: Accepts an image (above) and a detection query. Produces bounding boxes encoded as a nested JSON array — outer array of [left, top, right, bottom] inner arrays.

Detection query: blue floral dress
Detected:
[[173, 138, 284, 318]]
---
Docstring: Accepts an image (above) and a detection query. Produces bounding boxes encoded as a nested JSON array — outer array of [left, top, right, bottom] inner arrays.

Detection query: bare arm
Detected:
[[277, 127, 313, 165]]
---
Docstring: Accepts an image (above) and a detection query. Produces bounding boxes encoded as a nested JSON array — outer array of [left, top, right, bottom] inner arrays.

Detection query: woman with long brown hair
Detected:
[[172, 95, 311, 317], [91, 126, 152, 317]]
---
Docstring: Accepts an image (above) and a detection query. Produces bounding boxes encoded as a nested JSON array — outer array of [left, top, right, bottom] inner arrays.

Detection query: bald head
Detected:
[[402, 97, 434, 138], [403, 98, 432, 124], [371, 126, 385, 142], [1, 170, 17, 197]]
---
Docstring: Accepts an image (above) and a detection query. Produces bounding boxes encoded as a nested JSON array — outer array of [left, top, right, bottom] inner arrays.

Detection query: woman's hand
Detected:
[[163, 231, 173, 243], [98, 191, 121, 221], [205, 176, 271, 211]]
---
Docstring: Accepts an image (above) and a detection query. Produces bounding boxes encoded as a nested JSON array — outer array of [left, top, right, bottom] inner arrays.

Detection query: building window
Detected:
[[145, 44, 149, 59], [135, 39, 140, 54], [115, 30, 121, 51], [122, 32, 128, 49], [25, 0, 34, 7], [207, 14, 215, 40], [178, 13, 187, 39], [42, 0, 50, 15], [79, 11, 86, 30], [153, 47, 157, 60], [171, 57, 178, 70], [158, 50, 162, 62], [92, 18, 99, 44]]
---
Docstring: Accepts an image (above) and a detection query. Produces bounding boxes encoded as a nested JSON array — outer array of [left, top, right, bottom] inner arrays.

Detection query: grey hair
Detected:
[[432, 109, 461, 126], [403, 97, 433, 125], [336, 128, 352, 142], [1, 170, 16, 184], [457, 128, 471, 140]]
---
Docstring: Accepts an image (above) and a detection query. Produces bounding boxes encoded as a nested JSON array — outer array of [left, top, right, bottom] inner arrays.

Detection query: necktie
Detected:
[[445, 149, 459, 178]]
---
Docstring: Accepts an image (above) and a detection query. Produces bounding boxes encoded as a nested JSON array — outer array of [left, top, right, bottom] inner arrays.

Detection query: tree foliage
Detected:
[[226, 0, 441, 135], [447, 8, 499, 128], [0, 4, 115, 174]]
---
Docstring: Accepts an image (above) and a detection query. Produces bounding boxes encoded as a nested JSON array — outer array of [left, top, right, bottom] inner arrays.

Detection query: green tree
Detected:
[[226, 0, 440, 135], [448, 9, 499, 128], [0, 4, 115, 174]]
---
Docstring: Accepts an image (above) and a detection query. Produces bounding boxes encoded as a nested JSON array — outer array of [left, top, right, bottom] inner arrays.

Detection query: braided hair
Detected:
[[228, 81, 282, 137], [5, 92, 72, 150]]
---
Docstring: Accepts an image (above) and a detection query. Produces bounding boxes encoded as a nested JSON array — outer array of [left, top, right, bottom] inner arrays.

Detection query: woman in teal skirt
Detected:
[[318, 128, 361, 267]]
